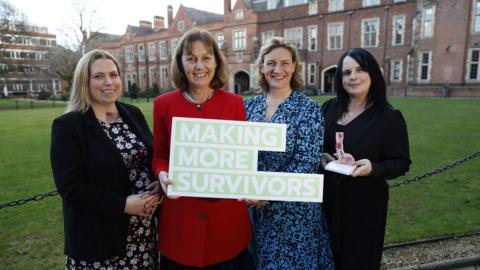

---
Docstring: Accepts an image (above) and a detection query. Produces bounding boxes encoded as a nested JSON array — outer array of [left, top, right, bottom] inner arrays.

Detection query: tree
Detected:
[[0, 0, 27, 50], [59, 0, 104, 54], [47, 0, 104, 91], [0, 0, 28, 95], [47, 45, 81, 90]]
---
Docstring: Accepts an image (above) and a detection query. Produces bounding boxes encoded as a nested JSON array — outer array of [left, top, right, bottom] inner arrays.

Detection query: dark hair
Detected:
[[255, 37, 303, 91], [171, 28, 227, 91], [334, 48, 391, 119]]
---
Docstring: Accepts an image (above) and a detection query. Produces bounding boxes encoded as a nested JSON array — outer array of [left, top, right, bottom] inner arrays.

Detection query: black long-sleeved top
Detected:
[[50, 102, 153, 262]]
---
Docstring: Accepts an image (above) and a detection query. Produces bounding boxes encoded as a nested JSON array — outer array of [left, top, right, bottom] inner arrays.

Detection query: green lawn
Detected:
[[0, 96, 479, 269]]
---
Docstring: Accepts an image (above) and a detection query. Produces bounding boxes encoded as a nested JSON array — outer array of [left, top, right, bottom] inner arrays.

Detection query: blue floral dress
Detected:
[[66, 118, 157, 270], [244, 91, 334, 270]]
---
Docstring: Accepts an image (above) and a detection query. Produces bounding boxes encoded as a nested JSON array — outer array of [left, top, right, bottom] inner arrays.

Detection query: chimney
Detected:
[[167, 5, 173, 28], [139, 20, 152, 29], [154, 16, 165, 29], [224, 0, 231, 14]]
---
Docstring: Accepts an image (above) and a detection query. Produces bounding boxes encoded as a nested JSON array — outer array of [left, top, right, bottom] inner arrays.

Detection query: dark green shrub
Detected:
[[38, 91, 52, 100]]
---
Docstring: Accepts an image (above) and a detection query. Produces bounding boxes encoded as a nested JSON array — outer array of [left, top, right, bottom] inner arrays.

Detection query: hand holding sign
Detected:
[[159, 171, 180, 199]]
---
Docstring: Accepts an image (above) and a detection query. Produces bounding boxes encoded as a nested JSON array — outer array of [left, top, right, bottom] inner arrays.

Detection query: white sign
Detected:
[[168, 117, 324, 202]]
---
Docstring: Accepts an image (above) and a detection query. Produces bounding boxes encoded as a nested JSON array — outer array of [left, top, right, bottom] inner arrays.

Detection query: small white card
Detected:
[[325, 161, 356, 175]]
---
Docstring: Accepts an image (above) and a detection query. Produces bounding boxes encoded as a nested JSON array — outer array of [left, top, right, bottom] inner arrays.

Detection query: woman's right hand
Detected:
[[124, 194, 159, 217], [159, 171, 180, 199], [244, 199, 269, 209]]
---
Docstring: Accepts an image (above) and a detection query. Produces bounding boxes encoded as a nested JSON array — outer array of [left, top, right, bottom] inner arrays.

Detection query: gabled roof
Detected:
[[184, 7, 223, 25], [128, 25, 154, 36], [91, 32, 122, 43], [250, 0, 269, 12], [241, 0, 253, 9]]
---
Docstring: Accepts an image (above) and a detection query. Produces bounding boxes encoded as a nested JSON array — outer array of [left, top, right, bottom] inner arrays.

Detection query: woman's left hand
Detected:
[[141, 194, 162, 217], [351, 159, 372, 177]]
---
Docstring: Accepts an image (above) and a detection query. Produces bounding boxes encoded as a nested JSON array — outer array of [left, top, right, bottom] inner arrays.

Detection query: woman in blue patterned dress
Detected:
[[244, 37, 334, 270]]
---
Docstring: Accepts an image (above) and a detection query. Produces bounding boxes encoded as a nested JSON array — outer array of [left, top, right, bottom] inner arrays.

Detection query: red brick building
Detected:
[[100, 0, 480, 97]]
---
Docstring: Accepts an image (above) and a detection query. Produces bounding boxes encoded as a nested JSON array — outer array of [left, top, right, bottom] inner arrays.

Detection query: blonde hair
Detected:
[[171, 28, 227, 91], [66, 49, 121, 113], [255, 37, 303, 92]]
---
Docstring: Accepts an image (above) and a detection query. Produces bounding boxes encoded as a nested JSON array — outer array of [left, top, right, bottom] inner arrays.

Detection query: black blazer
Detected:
[[50, 102, 153, 262]]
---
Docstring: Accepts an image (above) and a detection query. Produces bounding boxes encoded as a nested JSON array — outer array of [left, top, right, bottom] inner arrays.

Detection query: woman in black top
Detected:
[[50, 49, 161, 269], [321, 48, 411, 270]]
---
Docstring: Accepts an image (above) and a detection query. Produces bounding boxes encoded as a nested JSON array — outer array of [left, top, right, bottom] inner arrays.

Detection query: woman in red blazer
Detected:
[[152, 28, 252, 269]]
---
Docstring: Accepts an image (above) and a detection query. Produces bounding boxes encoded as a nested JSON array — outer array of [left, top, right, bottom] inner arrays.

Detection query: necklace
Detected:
[[183, 89, 215, 111]]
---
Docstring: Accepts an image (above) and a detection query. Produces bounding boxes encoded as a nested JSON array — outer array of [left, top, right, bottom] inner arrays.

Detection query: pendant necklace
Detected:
[[183, 89, 215, 111]]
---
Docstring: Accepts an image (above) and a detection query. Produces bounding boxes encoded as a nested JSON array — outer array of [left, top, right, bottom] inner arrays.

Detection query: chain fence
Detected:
[[388, 151, 480, 188], [0, 151, 479, 210]]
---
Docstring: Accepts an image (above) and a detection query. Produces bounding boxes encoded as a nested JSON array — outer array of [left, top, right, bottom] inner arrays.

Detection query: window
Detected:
[[138, 45, 145, 62], [234, 9, 244, 20], [392, 15, 405, 46], [467, 48, 480, 81], [328, 22, 343, 50], [284, 0, 307, 7], [126, 46, 134, 63], [236, 52, 243, 63], [233, 29, 247, 50], [474, 0, 480, 32], [267, 0, 279, 10], [329, 0, 344, 12], [390, 59, 403, 82], [115, 49, 122, 63], [363, 0, 380, 7], [361, 18, 380, 47], [178, 21, 185, 31], [159, 41, 167, 60], [284, 27, 303, 49], [54, 80, 60, 91], [308, 0, 318, 15], [148, 42, 156, 61], [261, 31, 274, 45], [149, 67, 157, 87], [418, 51, 432, 82], [171, 39, 179, 60], [216, 33, 225, 49], [299, 62, 305, 82], [422, 6, 435, 38], [160, 66, 169, 88], [139, 67, 146, 88], [307, 63, 316, 85], [308, 25, 317, 51]]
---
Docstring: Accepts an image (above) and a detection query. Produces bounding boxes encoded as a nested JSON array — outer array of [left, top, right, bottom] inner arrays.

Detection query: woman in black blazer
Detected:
[[50, 49, 161, 269]]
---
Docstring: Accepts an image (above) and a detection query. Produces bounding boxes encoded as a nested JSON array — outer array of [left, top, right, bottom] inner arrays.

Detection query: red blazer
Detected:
[[152, 89, 252, 267]]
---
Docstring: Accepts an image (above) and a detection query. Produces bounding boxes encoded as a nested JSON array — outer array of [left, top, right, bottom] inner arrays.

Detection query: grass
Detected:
[[0, 96, 479, 269]]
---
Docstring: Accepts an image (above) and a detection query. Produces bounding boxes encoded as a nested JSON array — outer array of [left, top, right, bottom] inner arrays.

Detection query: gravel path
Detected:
[[381, 233, 480, 269]]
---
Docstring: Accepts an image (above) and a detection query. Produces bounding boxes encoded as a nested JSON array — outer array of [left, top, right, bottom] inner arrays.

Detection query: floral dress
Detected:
[[244, 91, 335, 270], [66, 118, 156, 270]]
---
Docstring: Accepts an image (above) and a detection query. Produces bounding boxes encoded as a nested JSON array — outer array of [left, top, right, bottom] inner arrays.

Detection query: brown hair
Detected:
[[171, 28, 228, 90], [255, 36, 303, 92], [66, 49, 121, 113]]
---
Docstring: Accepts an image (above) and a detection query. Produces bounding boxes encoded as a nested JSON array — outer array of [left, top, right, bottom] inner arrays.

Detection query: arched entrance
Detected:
[[322, 66, 337, 94], [234, 71, 250, 94]]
